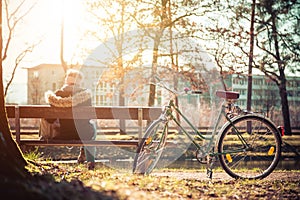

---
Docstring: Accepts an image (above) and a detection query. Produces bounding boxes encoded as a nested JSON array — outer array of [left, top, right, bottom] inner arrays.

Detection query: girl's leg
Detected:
[[85, 124, 97, 169], [84, 146, 96, 162]]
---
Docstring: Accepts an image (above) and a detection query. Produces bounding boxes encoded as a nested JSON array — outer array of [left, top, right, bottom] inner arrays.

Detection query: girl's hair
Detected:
[[65, 69, 84, 85]]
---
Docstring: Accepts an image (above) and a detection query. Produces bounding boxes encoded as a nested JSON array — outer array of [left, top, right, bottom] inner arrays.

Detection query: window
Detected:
[[95, 82, 116, 106], [237, 89, 246, 95], [287, 91, 293, 97], [253, 90, 263, 97], [253, 79, 263, 85], [33, 71, 39, 78], [233, 78, 246, 85], [265, 79, 275, 86], [238, 100, 246, 107]]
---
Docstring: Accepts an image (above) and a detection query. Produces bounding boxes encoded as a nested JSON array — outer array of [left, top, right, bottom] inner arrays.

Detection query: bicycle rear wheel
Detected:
[[133, 119, 168, 175], [218, 114, 281, 179]]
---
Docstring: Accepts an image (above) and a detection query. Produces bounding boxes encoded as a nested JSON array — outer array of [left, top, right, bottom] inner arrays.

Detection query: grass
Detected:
[[23, 159, 300, 200], [17, 135, 300, 199], [23, 148, 43, 161]]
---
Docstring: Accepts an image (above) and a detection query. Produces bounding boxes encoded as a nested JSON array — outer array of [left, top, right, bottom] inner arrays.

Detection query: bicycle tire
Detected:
[[133, 119, 168, 175], [217, 114, 281, 179]]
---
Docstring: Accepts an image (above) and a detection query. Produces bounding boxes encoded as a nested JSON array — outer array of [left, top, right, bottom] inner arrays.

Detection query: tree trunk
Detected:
[[148, 37, 160, 107], [0, 0, 28, 179], [270, 12, 292, 135], [279, 72, 292, 135], [0, 76, 28, 178], [119, 75, 126, 134], [60, 7, 67, 72], [246, 0, 256, 112], [148, 0, 168, 107]]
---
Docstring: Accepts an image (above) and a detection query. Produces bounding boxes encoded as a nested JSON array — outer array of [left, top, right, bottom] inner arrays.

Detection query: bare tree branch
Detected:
[[4, 40, 40, 97], [2, 0, 36, 61]]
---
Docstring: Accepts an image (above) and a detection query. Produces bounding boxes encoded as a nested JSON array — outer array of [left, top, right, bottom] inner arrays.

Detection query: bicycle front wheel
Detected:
[[133, 119, 168, 175], [218, 114, 281, 179]]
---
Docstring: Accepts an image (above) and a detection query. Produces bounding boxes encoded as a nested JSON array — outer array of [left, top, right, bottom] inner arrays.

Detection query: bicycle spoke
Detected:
[[218, 115, 281, 179], [133, 120, 168, 175]]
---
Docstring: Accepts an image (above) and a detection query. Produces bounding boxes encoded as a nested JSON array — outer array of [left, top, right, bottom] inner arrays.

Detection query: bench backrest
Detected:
[[6, 105, 161, 144], [6, 105, 161, 120]]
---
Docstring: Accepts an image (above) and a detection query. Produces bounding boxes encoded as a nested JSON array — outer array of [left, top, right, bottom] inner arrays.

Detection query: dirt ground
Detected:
[[152, 171, 300, 181], [17, 134, 300, 199]]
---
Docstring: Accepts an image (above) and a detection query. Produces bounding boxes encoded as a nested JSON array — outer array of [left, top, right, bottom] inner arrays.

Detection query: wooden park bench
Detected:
[[6, 105, 161, 148]]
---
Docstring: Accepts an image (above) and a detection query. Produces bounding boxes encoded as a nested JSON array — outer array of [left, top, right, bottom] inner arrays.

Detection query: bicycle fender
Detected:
[[215, 113, 282, 149]]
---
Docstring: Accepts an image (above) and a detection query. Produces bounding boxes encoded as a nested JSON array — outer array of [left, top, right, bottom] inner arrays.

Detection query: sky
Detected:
[[4, 0, 91, 84], [3, 0, 96, 103], [6, 0, 296, 104]]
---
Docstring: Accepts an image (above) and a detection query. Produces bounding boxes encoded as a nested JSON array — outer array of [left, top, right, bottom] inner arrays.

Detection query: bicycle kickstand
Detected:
[[206, 155, 215, 179]]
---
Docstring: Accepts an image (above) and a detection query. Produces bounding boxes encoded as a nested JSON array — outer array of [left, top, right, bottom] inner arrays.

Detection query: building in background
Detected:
[[224, 74, 300, 109], [26, 64, 115, 105], [25, 64, 300, 126], [26, 64, 65, 104], [224, 74, 300, 126], [79, 65, 119, 106]]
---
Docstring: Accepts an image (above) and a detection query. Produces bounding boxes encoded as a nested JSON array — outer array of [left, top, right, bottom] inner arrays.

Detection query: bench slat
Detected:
[[6, 105, 161, 120]]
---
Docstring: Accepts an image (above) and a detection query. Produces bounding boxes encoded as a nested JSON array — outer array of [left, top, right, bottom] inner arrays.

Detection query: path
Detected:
[[152, 171, 300, 181]]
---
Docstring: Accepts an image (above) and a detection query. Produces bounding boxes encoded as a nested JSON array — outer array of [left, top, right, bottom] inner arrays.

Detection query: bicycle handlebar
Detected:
[[191, 90, 202, 94], [153, 75, 202, 95]]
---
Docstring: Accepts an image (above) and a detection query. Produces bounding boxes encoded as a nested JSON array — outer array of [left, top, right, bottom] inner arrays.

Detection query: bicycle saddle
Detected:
[[216, 90, 240, 100]]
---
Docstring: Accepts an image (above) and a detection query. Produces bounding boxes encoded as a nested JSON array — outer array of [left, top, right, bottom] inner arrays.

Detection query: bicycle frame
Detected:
[[153, 78, 255, 157], [133, 79, 281, 179], [163, 98, 245, 157]]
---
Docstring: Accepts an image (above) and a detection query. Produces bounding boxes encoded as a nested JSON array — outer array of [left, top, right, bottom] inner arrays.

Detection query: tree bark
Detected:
[[148, 38, 160, 107], [246, 0, 256, 112], [270, 12, 292, 135], [0, 97, 28, 178], [0, 0, 28, 179], [278, 71, 292, 135]]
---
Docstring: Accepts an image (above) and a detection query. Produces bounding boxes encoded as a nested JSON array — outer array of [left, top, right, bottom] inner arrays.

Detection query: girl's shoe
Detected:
[[77, 148, 86, 164], [87, 162, 95, 170]]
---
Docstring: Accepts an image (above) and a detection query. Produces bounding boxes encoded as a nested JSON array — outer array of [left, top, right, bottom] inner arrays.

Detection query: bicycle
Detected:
[[132, 77, 282, 179]]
